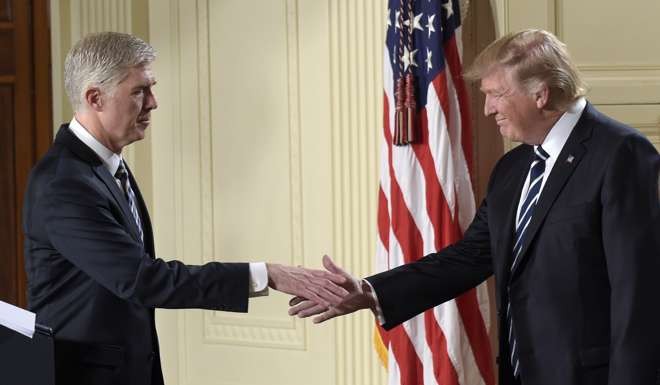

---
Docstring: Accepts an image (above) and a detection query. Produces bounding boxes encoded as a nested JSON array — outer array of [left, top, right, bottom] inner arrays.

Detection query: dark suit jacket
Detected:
[[367, 104, 660, 385], [23, 125, 251, 385]]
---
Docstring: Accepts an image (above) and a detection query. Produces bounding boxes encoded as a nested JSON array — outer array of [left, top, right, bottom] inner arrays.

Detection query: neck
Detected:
[[74, 111, 122, 154], [532, 108, 565, 145]]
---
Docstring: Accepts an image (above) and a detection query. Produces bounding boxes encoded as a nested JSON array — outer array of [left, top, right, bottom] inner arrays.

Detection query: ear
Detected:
[[83, 87, 104, 111], [534, 84, 550, 109]]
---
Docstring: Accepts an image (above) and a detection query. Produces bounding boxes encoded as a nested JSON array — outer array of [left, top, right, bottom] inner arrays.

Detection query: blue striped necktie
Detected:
[[115, 161, 144, 243], [507, 145, 549, 378]]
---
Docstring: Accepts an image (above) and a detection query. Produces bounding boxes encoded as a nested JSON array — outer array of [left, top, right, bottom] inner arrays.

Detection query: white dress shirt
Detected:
[[68, 117, 269, 295], [515, 97, 586, 220]]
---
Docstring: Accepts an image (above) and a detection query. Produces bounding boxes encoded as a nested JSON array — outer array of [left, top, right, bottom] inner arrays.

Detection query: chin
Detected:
[[499, 126, 522, 143]]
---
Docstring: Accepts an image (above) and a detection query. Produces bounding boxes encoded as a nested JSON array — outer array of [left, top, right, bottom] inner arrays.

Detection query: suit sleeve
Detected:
[[601, 134, 660, 383], [42, 176, 250, 312], [366, 190, 494, 330]]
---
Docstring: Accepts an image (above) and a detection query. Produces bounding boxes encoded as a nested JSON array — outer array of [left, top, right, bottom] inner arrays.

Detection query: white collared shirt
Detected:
[[69, 117, 123, 177], [67, 117, 269, 295], [515, 97, 587, 220]]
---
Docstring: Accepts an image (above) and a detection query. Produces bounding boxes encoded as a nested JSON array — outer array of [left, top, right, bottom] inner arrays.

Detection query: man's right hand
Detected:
[[287, 255, 376, 323]]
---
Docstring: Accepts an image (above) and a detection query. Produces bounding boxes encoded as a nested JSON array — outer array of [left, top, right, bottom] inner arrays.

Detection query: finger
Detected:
[[312, 308, 341, 324], [296, 303, 328, 318], [322, 254, 346, 276], [300, 288, 330, 308], [312, 285, 345, 307], [321, 271, 348, 285], [288, 299, 319, 316], [288, 296, 306, 307], [318, 279, 349, 298]]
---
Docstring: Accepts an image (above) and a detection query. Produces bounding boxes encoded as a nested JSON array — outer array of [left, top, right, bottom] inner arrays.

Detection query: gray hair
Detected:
[[64, 32, 156, 111], [464, 29, 587, 111]]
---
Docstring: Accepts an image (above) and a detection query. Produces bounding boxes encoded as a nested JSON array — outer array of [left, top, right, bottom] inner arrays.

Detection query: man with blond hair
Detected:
[[291, 29, 660, 385], [23, 32, 347, 385]]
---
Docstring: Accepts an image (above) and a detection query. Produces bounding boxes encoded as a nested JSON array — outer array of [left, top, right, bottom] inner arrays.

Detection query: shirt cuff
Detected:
[[362, 279, 385, 325], [249, 262, 269, 297]]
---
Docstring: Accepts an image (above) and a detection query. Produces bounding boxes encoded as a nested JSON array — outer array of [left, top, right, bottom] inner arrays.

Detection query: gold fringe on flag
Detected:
[[373, 328, 389, 368]]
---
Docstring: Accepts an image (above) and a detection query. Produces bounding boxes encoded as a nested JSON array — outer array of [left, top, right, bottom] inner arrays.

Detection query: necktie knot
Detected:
[[115, 162, 128, 182], [534, 145, 549, 162]]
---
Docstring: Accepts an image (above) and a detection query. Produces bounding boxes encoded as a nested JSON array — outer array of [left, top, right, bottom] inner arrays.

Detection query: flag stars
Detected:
[[395, 10, 402, 30], [402, 46, 419, 71], [387, 9, 392, 28], [426, 14, 436, 38], [425, 48, 433, 73], [404, 12, 424, 34], [443, 0, 454, 19]]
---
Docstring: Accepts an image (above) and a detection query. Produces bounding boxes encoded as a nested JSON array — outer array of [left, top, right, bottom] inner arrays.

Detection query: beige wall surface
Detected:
[[147, 1, 387, 384], [50, 1, 659, 385]]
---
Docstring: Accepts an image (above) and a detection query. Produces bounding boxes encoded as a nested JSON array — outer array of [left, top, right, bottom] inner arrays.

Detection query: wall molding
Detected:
[[329, 0, 387, 384]]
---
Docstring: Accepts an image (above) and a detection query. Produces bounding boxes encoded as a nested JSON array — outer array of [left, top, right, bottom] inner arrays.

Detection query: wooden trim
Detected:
[[0, 74, 14, 83], [12, 0, 33, 308], [32, 0, 52, 158], [0, 21, 12, 29], [5, 0, 52, 308]]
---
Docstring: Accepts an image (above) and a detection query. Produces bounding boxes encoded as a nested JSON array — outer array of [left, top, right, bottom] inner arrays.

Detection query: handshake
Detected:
[[266, 255, 378, 324]]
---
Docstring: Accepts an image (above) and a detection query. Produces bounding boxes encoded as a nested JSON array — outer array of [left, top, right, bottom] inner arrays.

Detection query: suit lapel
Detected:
[[55, 125, 144, 244], [492, 149, 532, 292], [509, 106, 594, 279], [92, 164, 144, 244]]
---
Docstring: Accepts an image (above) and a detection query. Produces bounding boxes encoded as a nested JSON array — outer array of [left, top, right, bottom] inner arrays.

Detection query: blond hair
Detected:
[[64, 32, 156, 111], [465, 29, 587, 110]]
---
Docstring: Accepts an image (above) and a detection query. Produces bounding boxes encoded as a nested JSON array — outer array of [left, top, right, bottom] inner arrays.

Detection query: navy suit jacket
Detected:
[[23, 125, 251, 385], [367, 103, 660, 385]]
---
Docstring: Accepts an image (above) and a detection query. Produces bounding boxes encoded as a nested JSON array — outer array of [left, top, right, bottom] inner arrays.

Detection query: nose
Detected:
[[145, 89, 158, 111], [483, 94, 495, 117]]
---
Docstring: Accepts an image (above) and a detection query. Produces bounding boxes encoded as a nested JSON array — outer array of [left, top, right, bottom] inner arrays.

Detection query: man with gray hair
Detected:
[[290, 29, 660, 385], [23, 32, 347, 385]]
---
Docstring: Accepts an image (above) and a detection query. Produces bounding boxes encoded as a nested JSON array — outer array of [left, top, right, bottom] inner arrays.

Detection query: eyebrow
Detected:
[[132, 80, 157, 90]]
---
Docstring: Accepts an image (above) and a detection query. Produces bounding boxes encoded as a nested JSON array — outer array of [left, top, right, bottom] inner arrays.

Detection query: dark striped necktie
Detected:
[[115, 161, 144, 243], [508, 145, 549, 378]]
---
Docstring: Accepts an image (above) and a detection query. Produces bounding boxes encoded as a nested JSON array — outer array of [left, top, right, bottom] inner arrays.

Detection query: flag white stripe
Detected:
[[435, 301, 487, 385], [403, 317, 440, 385], [444, 62, 477, 233]]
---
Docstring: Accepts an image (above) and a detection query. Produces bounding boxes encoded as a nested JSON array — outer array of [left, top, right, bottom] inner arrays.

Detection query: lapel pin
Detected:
[[566, 155, 575, 164]]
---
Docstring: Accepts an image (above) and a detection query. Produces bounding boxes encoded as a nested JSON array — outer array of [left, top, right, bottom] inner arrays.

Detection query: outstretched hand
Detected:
[[266, 259, 349, 308], [287, 255, 376, 323]]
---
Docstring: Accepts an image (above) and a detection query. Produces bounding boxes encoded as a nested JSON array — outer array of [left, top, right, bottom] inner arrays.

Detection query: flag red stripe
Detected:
[[411, 109, 448, 252], [378, 186, 390, 258], [425, 311, 460, 385], [391, 326, 426, 385], [383, 91, 428, 385], [456, 291, 496, 385]]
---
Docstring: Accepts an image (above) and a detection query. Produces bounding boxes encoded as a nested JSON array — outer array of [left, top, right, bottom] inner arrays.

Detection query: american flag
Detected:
[[374, 1, 495, 385]]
